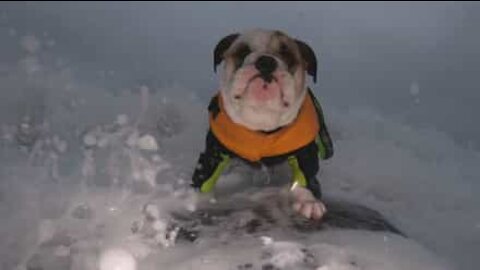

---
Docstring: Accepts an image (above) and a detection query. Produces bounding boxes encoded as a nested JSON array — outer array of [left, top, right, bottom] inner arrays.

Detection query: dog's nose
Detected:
[[255, 56, 277, 76]]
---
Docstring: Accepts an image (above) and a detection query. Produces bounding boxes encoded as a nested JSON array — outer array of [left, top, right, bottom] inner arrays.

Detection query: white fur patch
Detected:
[[238, 29, 272, 51]]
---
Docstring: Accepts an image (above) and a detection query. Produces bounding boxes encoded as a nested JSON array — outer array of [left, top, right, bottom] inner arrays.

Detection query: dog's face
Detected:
[[214, 29, 317, 131]]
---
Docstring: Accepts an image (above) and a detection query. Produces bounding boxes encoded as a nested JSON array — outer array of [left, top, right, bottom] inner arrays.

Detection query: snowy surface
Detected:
[[1, 3, 479, 270]]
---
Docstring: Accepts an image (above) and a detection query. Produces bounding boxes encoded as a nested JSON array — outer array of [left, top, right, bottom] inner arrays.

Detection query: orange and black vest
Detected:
[[209, 89, 333, 162]]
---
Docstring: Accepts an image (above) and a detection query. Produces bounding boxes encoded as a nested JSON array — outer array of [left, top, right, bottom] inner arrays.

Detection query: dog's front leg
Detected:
[[191, 130, 231, 193], [287, 143, 327, 220]]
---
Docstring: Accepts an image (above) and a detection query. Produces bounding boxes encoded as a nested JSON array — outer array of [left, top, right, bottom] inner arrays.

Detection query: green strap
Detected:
[[287, 156, 307, 188], [200, 154, 231, 193], [315, 135, 327, 160]]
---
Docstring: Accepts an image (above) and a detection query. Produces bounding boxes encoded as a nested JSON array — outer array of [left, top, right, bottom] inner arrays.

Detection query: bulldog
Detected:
[[191, 29, 334, 220]]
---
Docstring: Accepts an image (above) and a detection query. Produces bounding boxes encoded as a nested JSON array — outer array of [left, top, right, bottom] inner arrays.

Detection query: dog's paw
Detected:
[[290, 185, 327, 220], [292, 200, 326, 220]]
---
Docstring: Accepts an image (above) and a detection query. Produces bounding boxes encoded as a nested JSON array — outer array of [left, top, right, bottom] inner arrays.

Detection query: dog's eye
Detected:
[[235, 45, 252, 62], [232, 45, 251, 69], [280, 43, 289, 53], [279, 43, 296, 69]]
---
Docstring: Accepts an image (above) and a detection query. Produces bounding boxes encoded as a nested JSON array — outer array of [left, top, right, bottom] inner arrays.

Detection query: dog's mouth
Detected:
[[233, 73, 290, 108]]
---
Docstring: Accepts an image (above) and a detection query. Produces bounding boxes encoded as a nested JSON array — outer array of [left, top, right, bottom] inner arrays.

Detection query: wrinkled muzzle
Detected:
[[221, 54, 306, 132]]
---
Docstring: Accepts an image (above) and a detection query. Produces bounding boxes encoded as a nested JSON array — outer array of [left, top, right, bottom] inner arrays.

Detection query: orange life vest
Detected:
[[209, 93, 320, 162]]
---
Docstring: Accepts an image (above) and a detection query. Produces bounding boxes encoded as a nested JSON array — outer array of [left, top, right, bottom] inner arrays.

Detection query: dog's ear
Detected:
[[214, 33, 239, 72], [295, 39, 318, 83]]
